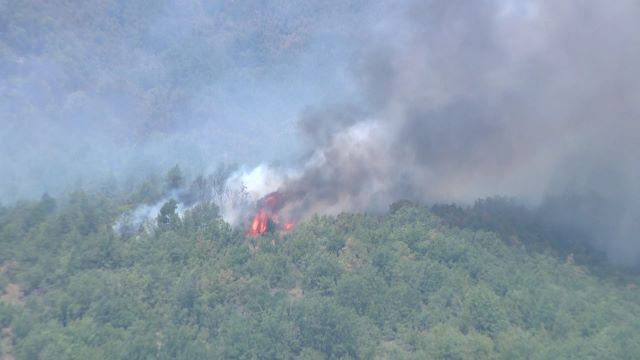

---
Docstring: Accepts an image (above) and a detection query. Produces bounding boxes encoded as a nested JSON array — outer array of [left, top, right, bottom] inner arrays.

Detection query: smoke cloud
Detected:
[[267, 0, 640, 265], [2, 1, 639, 265]]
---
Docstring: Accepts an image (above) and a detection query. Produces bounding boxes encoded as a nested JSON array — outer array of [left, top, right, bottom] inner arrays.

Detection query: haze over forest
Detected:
[[1, 0, 369, 199], [2, 0, 639, 265], [2, 1, 640, 359]]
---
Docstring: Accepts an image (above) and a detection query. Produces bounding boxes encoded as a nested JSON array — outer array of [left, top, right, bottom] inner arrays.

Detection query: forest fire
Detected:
[[247, 191, 295, 236]]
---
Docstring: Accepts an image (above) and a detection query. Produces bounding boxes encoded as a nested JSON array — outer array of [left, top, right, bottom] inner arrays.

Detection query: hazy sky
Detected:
[[0, 0, 373, 201], [0, 0, 539, 201]]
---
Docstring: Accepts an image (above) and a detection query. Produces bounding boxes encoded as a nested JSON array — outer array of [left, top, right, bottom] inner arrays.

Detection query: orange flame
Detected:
[[246, 192, 295, 236], [249, 209, 269, 235]]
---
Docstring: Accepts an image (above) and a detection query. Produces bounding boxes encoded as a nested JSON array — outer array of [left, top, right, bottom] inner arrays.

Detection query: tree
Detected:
[[165, 165, 184, 191], [294, 298, 359, 359], [464, 286, 507, 337], [157, 199, 180, 230], [336, 270, 386, 318], [303, 254, 342, 295]]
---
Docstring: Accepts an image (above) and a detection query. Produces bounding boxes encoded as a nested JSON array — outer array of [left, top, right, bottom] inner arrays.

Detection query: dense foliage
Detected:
[[1, 177, 639, 359]]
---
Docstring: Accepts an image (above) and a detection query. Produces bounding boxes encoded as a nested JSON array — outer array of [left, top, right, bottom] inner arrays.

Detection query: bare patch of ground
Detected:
[[0, 284, 22, 306], [288, 286, 304, 301]]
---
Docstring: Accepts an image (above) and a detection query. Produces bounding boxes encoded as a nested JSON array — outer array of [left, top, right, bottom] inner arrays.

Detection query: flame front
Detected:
[[246, 191, 295, 236], [249, 209, 269, 236]]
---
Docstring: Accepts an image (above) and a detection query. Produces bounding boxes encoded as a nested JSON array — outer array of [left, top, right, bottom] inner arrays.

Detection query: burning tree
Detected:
[[247, 191, 295, 236]]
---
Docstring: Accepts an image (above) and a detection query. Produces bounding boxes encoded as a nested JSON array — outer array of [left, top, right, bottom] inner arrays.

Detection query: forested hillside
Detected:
[[1, 176, 639, 359], [3, 0, 640, 359]]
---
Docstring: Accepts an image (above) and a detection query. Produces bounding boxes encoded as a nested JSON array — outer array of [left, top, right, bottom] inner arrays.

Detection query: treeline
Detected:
[[1, 177, 640, 359]]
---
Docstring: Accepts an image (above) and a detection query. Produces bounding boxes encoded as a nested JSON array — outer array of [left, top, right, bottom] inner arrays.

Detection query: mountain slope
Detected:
[[1, 190, 639, 359]]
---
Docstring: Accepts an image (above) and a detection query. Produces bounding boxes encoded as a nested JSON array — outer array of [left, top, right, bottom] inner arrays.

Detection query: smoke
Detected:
[[0, 0, 368, 202], [2, 1, 640, 265], [252, 0, 640, 265]]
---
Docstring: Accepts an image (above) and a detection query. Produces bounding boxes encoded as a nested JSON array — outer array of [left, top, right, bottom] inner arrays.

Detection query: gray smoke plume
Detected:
[[274, 0, 640, 265], [2, 1, 639, 265]]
